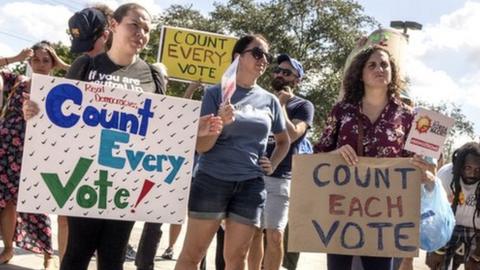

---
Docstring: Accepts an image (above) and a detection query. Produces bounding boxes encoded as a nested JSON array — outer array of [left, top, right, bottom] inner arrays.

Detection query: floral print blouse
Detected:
[[315, 97, 414, 158]]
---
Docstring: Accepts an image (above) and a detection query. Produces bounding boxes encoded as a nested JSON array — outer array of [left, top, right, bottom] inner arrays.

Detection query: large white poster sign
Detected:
[[18, 74, 200, 224]]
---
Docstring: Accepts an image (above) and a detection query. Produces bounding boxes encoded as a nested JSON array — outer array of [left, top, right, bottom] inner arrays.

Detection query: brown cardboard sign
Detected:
[[289, 153, 421, 257]]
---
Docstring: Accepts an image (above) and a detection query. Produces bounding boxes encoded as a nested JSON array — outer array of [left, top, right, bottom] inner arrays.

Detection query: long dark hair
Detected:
[[342, 46, 402, 104], [450, 142, 480, 215]]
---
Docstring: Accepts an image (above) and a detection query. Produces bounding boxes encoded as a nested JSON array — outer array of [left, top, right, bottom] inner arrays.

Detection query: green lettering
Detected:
[[41, 158, 93, 208], [94, 170, 113, 209], [115, 189, 130, 209], [76, 185, 97, 208]]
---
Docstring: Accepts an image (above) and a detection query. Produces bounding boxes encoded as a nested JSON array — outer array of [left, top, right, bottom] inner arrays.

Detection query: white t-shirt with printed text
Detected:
[[438, 163, 480, 228]]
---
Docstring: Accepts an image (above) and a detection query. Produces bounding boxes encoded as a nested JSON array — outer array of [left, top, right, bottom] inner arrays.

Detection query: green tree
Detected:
[[153, 0, 377, 132]]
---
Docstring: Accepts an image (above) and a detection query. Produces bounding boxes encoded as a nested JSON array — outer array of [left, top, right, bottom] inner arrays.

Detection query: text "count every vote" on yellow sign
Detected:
[[159, 26, 237, 85]]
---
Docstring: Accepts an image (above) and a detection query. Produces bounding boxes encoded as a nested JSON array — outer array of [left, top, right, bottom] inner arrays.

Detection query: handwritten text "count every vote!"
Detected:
[[39, 83, 185, 209]]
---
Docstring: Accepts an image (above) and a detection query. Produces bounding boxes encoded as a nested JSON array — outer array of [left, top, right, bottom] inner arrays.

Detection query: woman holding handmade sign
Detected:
[[174, 34, 290, 270], [0, 41, 69, 268], [314, 46, 436, 270], [12, 4, 222, 270]]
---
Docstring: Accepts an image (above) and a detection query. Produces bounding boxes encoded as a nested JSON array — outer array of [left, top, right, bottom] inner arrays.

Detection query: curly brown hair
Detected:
[[342, 46, 402, 104]]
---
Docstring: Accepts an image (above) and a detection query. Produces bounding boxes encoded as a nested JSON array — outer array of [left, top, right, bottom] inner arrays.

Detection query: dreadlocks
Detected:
[[450, 142, 480, 215]]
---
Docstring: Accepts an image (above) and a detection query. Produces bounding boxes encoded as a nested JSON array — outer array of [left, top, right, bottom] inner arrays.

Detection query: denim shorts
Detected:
[[188, 171, 266, 227]]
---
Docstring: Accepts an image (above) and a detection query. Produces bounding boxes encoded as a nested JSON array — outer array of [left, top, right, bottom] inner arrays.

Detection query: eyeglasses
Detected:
[[242, 47, 273, 64], [273, 66, 297, 77]]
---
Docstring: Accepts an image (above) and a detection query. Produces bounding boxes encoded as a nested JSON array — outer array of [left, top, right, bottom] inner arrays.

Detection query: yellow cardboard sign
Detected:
[[158, 26, 238, 85]]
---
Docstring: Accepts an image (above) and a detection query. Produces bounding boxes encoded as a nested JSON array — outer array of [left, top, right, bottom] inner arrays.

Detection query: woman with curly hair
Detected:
[[315, 46, 435, 270], [0, 40, 69, 269]]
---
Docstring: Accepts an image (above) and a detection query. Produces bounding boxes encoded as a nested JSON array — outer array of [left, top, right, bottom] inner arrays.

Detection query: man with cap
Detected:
[[54, 6, 112, 264], [248, 54, 314, 270], [69, 6, 111, 57]]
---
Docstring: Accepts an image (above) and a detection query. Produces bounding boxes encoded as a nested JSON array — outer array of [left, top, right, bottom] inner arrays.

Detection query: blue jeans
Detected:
[[188, 171, 266, 226]]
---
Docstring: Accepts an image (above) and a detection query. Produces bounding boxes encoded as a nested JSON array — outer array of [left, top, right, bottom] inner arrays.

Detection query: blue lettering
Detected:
[[46, 84, 153, 136], [334, 165, 350, 186], [341, 222, 364, 249], [375, 168, 390, 188], [165, 156, 185, 184], [313, 163, 331, 187], [367, 222, 393, 250], [98, 129, 129, 169], [355, 167, 370, 188], [394, 168, 416, 189], [83, 106, 100, 126], [99, 110, 119, 129], [137, 99, 154, 136], [395, 222, 416, 251], [143, 154, 156, 171], [45, 83, 81, 128], [312, 220, 339, 246], [156, 155, 168, 171], [119, 113, 139, 135], [126, 150, 145, 171]]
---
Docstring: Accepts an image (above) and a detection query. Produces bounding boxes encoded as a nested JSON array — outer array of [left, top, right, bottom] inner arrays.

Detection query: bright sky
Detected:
[[1, 0, 479, 142]]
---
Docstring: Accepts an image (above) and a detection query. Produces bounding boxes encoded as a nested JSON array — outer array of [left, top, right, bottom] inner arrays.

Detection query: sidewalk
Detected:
[[1, 216, 435, 269]]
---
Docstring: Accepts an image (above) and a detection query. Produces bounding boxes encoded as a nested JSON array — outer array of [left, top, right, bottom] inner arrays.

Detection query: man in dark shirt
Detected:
[[248, 54, 314, 270]]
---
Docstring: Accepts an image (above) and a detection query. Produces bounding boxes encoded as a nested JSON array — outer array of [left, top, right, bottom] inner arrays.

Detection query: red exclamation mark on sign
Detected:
[[131, 179, 155, 213]]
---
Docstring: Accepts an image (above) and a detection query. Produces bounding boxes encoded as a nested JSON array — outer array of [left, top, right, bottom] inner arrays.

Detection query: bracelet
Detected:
[[434, 250, 446, 255]]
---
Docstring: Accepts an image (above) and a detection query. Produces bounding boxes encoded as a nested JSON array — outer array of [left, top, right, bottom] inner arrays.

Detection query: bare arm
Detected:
[[0, 48, 33, 67], [196, 100, 235, 153], [46, 47, 70, 70], [183, 81, 202, 99], [259, 130, 290, 175], [284, 114, 309, 142], [269, 130, 290, 171]]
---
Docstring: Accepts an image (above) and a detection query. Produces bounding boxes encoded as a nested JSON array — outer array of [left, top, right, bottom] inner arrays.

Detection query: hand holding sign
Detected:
[[218, 99, 235, 125], [332, 144, 359, 166], [410, 155, 437, 191], [197, 114, 223, 137], [22, 92, 39, 121]]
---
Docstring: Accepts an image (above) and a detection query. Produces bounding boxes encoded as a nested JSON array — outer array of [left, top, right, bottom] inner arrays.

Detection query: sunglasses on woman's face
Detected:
[[242, 47, 273, 64], [272, 66, 297, 77]]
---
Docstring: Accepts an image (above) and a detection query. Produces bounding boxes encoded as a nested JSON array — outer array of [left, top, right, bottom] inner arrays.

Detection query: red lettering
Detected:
[[365, 197, 381, 217], [348, 197, 363, 217], [329, 194, 345, 215], [387, 196, 403, 218]]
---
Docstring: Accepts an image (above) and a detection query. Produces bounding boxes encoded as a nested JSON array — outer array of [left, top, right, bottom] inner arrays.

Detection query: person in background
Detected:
[[248, 54, 314, 270], [426, 142, 480, 270], [174, 34, 290, 270], [0, 40, 69, 269], [54, 6, 114, 264]]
